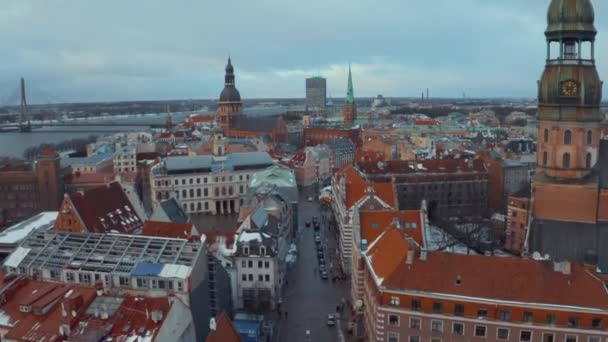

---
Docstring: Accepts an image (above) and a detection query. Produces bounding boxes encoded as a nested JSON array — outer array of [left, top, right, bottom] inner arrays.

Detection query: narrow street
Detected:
[[274, 190, 350, 342]]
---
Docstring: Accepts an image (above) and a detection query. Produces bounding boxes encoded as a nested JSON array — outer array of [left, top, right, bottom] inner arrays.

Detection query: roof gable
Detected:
[[206, 311, 242, 342], [68, 182, 142, 234]]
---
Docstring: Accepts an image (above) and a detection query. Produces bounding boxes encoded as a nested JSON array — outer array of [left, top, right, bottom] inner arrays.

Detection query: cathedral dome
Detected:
[[546, 0, 596, 40], [219, 57, 242, 103], [219, 86, 241, 103]]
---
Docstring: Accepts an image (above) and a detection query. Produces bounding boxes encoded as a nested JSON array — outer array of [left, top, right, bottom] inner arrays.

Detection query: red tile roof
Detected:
[[206, 311, 242, 342], [68, 182, 143, 234], [371, 182, 396, 208], [1, 279, 97, 342], [105, 297, 171, 340], [142, 220, 198, 240], [69, 296, 175, 341], [339, 166, 396, 209], [366, 227, 412, 283], [358, 158, 486, 175], [360, 209, 423, 248], [415, 119, 441, 126], [367, 231, 608, 309]]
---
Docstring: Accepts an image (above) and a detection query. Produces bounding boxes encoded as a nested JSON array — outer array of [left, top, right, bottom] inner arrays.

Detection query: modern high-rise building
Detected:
[[305, 76, 326, 110], [528, 0, 608, 269]]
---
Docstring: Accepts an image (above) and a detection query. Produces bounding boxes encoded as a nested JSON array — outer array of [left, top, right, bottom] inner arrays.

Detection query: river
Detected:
[[0, 105, 303, 158]]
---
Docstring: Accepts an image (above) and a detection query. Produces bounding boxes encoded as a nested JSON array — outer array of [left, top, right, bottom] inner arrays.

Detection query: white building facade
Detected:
[[113, 146, 137, 173], [150, 151, 274, 215]]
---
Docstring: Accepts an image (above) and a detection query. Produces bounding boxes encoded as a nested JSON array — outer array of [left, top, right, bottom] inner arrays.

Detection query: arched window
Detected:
[[586, 153, 592, 168], [587, 130, 593, 145], [564, 130, 572, 145], [544, 129, 549, 143], [543, 151, 548, 166], [563, 153, 571, 169]]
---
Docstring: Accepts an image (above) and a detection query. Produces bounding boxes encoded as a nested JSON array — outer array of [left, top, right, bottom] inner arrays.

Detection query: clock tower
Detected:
[[536, 0, 602, 181], [529, 0, 608, 268]]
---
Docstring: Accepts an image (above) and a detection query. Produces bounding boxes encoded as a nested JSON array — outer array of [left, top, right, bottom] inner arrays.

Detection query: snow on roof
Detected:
[[158, 264, 190, 279], [0, 212, 57, 245], [238, 232, 262, 243], [4, 246, 32, 268]]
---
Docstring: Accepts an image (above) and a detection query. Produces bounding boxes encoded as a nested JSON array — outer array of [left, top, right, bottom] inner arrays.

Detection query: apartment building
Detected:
[[361, 227, 608, 342]]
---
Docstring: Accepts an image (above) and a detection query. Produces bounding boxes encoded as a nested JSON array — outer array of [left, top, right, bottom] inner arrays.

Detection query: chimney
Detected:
[[151, 310, 164, 323], [406, 249, 414, 265]]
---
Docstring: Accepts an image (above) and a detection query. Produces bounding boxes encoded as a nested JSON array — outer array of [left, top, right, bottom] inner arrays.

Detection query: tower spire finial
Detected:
[[345, 63, 354, 105]]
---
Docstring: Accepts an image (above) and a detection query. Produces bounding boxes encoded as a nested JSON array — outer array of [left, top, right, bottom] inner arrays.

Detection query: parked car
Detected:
[[307, 196, 313, 202], [321, 270, 329, 280], [305, 220, 311, 228], [327, 314, 336, 326], [314, 235, 321, 244]]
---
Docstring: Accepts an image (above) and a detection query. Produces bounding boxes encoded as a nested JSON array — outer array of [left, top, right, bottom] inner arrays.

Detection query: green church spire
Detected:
[[345, 63, 355, 105]]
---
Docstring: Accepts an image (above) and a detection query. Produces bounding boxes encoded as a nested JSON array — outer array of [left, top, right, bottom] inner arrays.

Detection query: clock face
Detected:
[[561, 80, 578, 97]]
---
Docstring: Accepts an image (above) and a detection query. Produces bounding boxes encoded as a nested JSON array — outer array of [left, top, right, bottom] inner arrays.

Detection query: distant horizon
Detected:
[[0, 95, 543, 109]]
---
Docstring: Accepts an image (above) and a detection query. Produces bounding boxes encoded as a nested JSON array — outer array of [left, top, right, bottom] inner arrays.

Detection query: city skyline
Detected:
[[1, 0, 608, 103]]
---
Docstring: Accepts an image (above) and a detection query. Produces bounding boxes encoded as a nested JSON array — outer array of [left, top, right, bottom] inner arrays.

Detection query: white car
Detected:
[[307, 196, 313, 202], [327, 314, 336, 326]]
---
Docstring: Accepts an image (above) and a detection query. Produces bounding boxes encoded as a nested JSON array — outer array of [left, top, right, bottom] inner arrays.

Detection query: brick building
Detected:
[[505, 192, 531, 254], [529, 0, 608, 270], [0, 148, 62, 225], [358, 159, 488, 220], [303, 125, 361, 147], [55, 182, 144, 234], [361, 227, 608, 342], [216, 58, 287, 144]]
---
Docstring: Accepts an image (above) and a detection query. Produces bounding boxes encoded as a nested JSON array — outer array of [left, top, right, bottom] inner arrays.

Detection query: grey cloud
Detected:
[[0, 0, 607, 102]]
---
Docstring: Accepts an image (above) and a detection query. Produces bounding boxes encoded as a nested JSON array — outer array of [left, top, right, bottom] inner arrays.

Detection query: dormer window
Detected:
[[260, 246, 266, 256], [243, 246, 249, 255]]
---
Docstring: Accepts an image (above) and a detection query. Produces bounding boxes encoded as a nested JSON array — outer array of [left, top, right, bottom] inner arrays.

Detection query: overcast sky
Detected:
[[1, 0, 608, 103]]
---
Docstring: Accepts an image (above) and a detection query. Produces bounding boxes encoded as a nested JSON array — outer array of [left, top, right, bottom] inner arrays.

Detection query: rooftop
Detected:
[[365, 228, 608, 311], [66, 182, 143, 234], [0, 211, 56, 246], [206, 311, 243, 342], [4, 230, 201, 278], [158, 152, 274, 175]]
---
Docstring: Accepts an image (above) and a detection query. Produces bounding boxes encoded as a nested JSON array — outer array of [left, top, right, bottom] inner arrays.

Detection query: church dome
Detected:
[[546, 0, 596, 40], [219, 57, 242, 103], [219, 86, 241, 103]]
